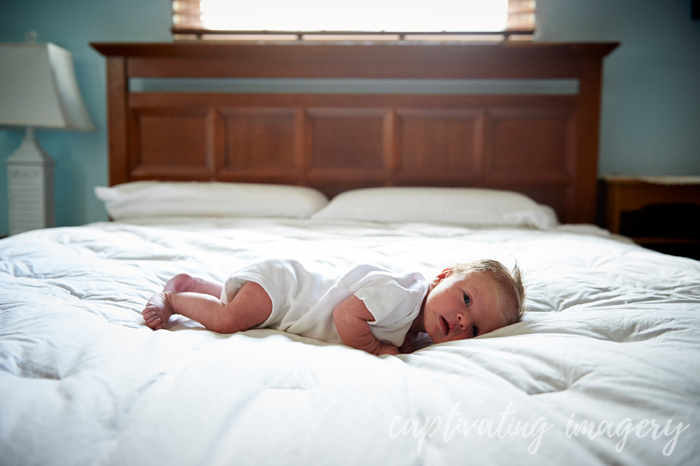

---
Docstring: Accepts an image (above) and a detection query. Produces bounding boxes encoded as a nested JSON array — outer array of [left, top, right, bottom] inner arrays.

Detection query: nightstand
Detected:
[[601, 176, 700, 259]]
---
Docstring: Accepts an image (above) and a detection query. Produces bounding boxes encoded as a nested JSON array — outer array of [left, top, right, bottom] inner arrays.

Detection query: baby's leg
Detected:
[[143, 281, 272, 333], [163, 273, 222, 298], [142, 274, 223, 330]]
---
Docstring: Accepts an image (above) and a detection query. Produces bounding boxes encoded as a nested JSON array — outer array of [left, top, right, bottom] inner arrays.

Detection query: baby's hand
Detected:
[[398, 339, 414, 354], [376, 343, 400, 356]]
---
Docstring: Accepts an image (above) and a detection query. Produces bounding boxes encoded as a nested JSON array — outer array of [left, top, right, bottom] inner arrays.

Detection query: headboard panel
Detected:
[[92, 42, 617, 224]]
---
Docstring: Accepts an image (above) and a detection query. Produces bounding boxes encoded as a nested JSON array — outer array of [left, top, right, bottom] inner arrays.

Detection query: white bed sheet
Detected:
[[1, 218, 698, 466]]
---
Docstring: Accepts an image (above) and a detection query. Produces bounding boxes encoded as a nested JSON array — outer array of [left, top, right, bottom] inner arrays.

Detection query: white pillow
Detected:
[[95, 181, 329, 220], [311, 187, 558, 229]]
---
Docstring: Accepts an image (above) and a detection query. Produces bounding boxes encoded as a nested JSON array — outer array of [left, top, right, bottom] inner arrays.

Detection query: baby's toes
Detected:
[[143, 291, 175, 331], [145, 313, 161, 326], [142, 307, 157, 324]]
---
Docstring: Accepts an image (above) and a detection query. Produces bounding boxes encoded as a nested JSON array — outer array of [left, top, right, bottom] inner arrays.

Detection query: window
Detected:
[[172, 0, 535, 41]]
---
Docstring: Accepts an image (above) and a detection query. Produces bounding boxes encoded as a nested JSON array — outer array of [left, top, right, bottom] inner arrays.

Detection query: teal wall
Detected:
[[536, 0, 700, 177], [1, 0, 699, 235], [0, 0, 171, 236]]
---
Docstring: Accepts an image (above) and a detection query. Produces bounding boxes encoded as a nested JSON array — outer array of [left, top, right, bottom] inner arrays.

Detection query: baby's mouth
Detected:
[[440, 316, 450, 335]]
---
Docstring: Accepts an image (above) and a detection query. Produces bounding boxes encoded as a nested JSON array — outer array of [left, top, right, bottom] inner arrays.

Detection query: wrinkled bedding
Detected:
[[1, 218, 699, 466]]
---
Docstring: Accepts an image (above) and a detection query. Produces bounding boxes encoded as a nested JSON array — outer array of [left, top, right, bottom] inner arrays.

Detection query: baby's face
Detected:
[[422, 270, 509, 344]]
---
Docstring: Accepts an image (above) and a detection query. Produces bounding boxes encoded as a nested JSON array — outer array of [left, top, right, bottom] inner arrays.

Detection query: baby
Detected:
[[142, 258, 524, 355]]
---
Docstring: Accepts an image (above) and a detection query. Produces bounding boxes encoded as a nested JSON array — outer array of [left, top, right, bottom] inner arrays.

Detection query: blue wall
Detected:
[[0, 0, 171, 236], [537, 0, 700, 177], [1, 0, 699, 235]]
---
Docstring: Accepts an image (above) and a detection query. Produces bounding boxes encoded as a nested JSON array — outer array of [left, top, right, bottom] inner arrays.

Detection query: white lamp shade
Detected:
[[0, 43, 95, 130]]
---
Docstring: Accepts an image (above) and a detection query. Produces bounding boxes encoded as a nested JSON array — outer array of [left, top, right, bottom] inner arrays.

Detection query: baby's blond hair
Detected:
[[451, 259, 525, 325]]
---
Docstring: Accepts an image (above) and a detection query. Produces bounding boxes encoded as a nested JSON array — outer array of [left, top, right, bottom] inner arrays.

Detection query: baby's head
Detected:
[[451, 259, 525, 325], [420, 259, 525, 344]]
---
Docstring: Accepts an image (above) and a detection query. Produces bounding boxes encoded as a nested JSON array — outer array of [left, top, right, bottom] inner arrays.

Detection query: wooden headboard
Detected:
[[91, 41, 617, 224]]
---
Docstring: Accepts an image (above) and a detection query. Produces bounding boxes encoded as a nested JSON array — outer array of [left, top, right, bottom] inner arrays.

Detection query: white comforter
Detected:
[[1, 219, 699, 466]]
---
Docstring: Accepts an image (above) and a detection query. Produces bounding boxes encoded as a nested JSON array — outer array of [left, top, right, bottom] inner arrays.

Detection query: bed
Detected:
[[1, 41, 698, 466]]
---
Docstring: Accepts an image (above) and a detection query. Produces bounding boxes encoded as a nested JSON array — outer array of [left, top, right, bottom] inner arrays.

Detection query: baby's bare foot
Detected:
[[163, 273, 222, 298], [142, 292, 173, 330], [163, 273, 195, 293]]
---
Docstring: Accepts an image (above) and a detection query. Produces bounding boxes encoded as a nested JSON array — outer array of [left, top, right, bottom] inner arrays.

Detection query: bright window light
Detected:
[[200, 0, 509, 32]]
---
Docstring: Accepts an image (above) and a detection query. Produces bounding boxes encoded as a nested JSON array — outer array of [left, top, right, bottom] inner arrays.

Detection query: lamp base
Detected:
[[5, 127, 55, 235]]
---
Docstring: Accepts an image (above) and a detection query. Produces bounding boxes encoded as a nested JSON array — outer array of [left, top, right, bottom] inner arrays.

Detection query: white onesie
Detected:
[[221, 259, 428, 347]]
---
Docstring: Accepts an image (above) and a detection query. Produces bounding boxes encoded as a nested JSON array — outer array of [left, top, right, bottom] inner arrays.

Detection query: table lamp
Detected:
[[0, 33, 95, 235]]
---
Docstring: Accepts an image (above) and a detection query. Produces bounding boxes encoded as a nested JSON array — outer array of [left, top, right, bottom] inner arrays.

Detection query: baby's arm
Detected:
[[333, 296, 400, 356]]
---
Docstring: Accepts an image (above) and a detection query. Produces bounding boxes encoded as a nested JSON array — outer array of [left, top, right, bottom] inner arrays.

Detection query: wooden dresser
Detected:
[[602, 175, 700, 259]]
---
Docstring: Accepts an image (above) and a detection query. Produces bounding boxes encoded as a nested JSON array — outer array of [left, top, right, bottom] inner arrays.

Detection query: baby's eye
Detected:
[[463, 293, 471, 306], [472, 325, 479, 337]]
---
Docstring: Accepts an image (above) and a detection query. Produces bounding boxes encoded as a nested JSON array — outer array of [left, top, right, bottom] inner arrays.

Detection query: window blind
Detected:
[[171, 0, 535, 40]]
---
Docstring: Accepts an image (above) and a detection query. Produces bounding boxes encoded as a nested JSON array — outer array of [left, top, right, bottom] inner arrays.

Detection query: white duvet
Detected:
[[1, 218, 699, 466]]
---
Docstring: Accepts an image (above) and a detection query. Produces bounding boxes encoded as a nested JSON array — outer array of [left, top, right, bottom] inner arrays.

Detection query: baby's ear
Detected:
[[435, 267, 453, 281]]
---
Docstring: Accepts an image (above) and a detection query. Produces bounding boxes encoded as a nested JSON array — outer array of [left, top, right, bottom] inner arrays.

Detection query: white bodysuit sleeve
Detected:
[[354, 271, 428, 347]]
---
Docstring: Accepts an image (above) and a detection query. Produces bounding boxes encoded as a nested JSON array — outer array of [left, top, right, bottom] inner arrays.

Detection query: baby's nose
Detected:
[[456, 313, 467, 330]]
